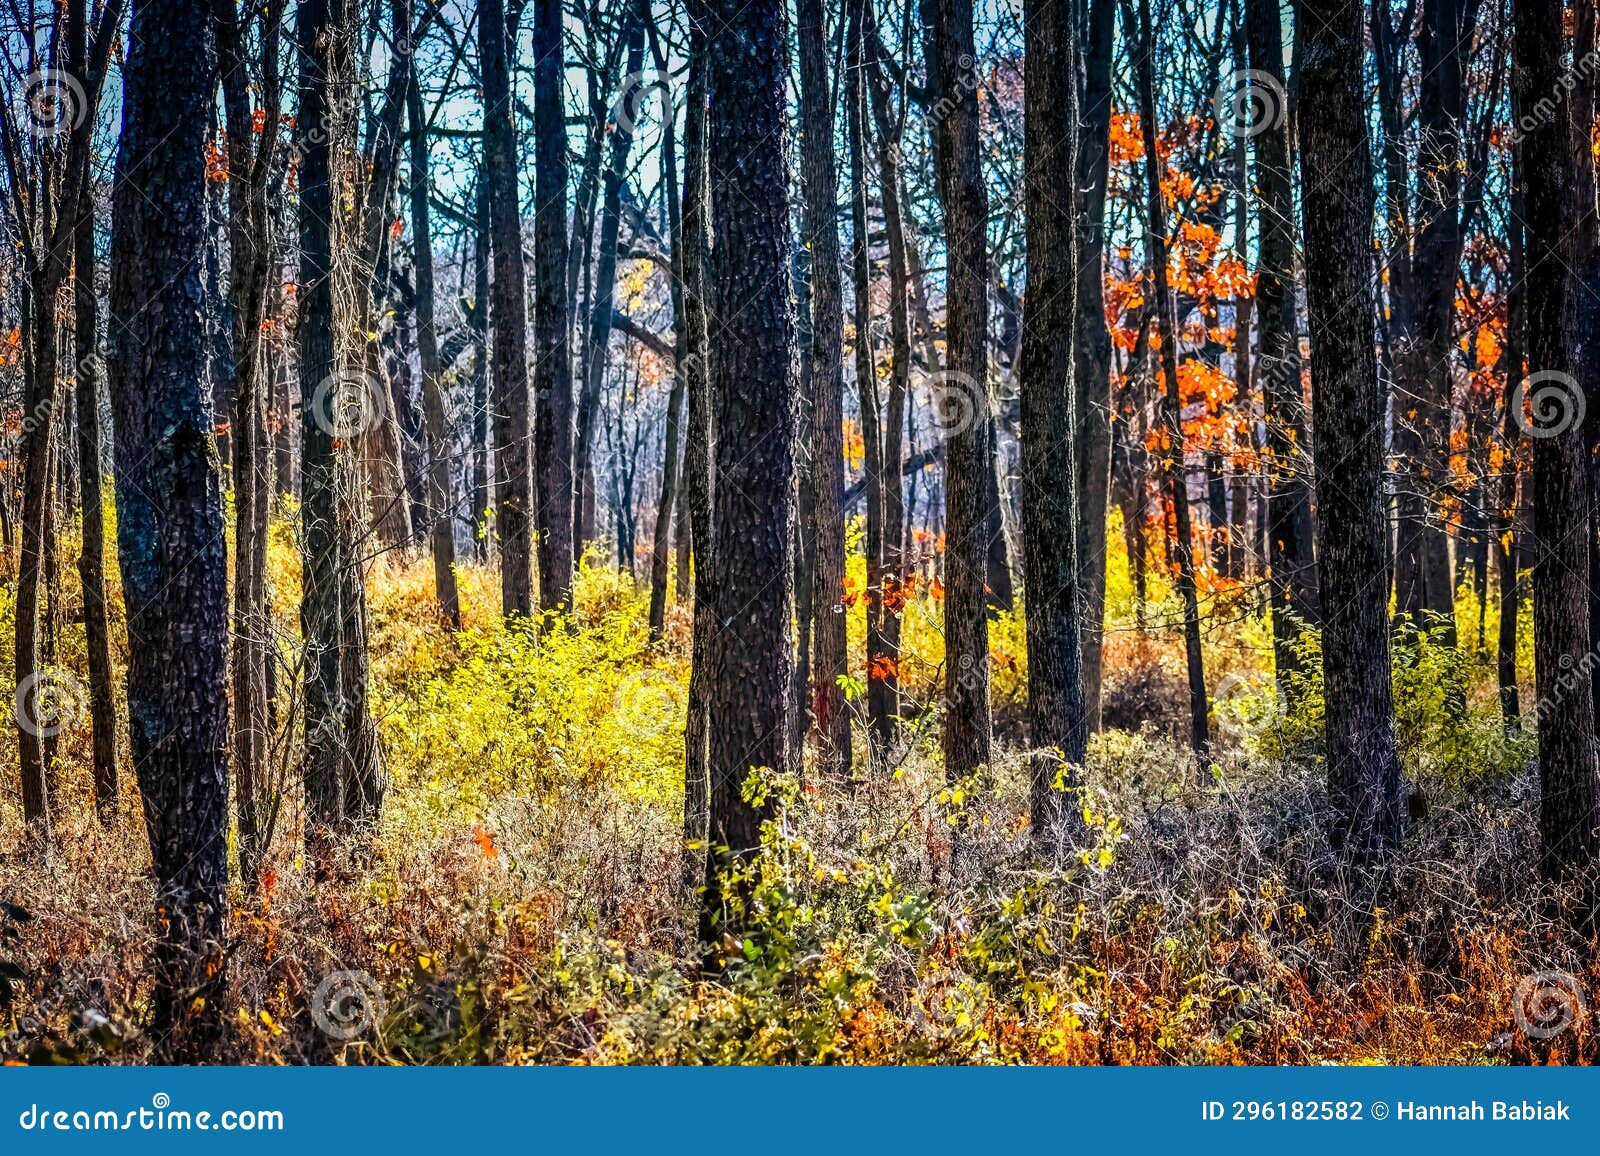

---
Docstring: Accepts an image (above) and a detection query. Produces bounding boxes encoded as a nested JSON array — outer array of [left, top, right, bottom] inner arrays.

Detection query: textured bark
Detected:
[[1073, 0, 1115, 731], [480, 0, 533, 616], [532, 0, 574, 610], [797, 0, 853, 776], [1297, 0, 1406, 857], [1498, 164, 1524, 723], [61, 0, 119, 827], [1244, 0, 1318, 682], [298, 0, 382, 837], [405, 14, 460, 630], [216, 0, 284, 873], [846, 0, 889, 764], [107, 0, 229, 1056], [1515, 0, 1600, 879], [679, 32, 713, 889], [700, 0, 797, 941], [1021, 0, 1086, 853], [575, 16, 645, 559], [1134, 0, 1208, 759], [925, 0, 993, 780], [865, 6, 907, 749], [646, 16, 685, 640]]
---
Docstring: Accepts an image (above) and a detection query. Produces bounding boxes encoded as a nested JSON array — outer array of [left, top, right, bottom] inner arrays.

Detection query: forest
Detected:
[[0, 0, 1597, 1067]]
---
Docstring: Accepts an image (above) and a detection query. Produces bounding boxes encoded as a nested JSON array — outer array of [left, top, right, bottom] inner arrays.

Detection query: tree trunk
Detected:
[[1245, 0, 1318, 683], [1021, 0, 1086, 854], [1134, 0, 1208, 759], [700, 0, 797, 947], [405, 11, 460, 629], [865, 4, 907, 750], [1297, 0, 1406, 858], [107, 0, 229, 1057], [925, 0, 993, 780], [1073, 0, 1115, 732], [1514, 0, 1600, 880], [575, 16, 646, 561], [532, 0, 574, 611], [797, 0, 853, 777], [480, 0, 534, 616]]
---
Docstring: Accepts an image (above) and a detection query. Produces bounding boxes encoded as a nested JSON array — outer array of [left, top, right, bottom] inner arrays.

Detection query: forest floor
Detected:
[[0, 512, 1595, 1064]]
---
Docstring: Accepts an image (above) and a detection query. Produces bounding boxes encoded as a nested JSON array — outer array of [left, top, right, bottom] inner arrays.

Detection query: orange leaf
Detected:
[[473, 828, 498, 859]]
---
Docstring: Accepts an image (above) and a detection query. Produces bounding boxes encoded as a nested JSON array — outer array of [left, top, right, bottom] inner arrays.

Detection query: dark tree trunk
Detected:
[[680, 29, 714, 891], [1134, 0, 1207, 759], [107, 0, 229, 1057], [1297, 0, 1406, 857], [471, 180, 492, 561], [1245, 0, 1318, 681], [1021, 0, 1087, 853], [1497, 150, 1524, 723], [925, 0, 993, 780], [865, 3, 908, 749], [480, 0, 534, 616], [699, 0, 797, 946], [298, 0, 382, 837], [72, 0, 119, 824], [797, 0, 853, 776], [647, 16, 685, 641], [575, 16, 646, 560], [532, 0, 574, 611], [1073, 0, 1115, 731], [1514, 0, 1600, 880], [405, 11, 460, 629], [216, 0, 284, 874]]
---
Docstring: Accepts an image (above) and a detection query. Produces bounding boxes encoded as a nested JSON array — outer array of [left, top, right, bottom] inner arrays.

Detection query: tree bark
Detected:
[[1245, 0, 1318, 682], [107, 0, 229, 1056], [1297, 0, 1406, 857], [532, 0, 574, 610], [405, 8, 460, 629], [797, 0, 853, 776], [700, 0, 797, 946], [480, 0, 534, 616], [1133, 0, 1208, 759], [924, 0, 993, 780], [1021, 0, 1087, 853], [1514, 0, 1600, 880]]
